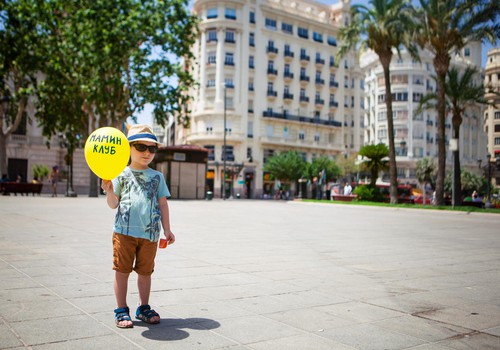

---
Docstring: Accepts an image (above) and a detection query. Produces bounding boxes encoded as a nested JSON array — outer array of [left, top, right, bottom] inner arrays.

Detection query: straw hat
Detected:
[[127, 124, 160, 144]]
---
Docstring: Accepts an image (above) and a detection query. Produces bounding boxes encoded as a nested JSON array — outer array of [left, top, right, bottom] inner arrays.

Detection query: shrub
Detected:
[[33, 164, 50, 180], [353, 185, 385, 202]]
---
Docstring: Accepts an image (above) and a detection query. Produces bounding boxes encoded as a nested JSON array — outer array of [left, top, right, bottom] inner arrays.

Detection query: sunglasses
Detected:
[[132, 143, 158, 153]]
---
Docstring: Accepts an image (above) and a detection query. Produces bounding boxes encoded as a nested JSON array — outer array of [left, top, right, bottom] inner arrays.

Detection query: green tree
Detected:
[[336, 153, 358, 182], [304, 156, 341, 183], [32, 0, 198, 196], [358, 143, 389, 188], [0, 0, 42, 177], [417, 67, 489, 206], [413, 0, 499, 205], [338, 0, 418, 204], [263, 151, 306, 189], [444, 168, 485, 198], [415, 157, 436, 205]]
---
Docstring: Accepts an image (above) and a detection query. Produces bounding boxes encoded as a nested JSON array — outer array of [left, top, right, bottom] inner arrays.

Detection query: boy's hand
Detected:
[[164, 230, 175, 245], [101, 180, 113, 193]]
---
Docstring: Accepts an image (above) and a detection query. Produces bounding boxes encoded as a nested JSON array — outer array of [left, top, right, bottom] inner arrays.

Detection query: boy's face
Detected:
[[130, 141, 158, 169]]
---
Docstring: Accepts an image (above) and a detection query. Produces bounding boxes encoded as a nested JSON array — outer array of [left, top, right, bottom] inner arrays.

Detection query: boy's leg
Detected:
[[114, 271, 133, 327], [137, 274, 160, 323]]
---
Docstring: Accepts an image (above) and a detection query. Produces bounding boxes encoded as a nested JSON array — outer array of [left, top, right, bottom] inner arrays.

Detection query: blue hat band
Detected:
[[128, 133, 158, 142]]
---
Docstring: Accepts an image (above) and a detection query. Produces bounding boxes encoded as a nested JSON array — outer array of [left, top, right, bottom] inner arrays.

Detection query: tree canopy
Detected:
[[358, 143, 389, 187], [263, 151, 307, 185]]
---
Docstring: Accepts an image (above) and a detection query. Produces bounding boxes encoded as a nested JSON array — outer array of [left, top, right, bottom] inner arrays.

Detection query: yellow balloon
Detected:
[[84, 127, 130, 180]]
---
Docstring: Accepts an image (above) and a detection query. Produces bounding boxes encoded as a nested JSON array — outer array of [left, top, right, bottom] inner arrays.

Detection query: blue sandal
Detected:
[[114, 307, 133, 328], [136, 304, 160, 324]]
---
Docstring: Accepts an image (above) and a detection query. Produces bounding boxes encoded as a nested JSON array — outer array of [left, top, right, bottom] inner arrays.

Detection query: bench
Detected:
[[0, 182, 44, 196], [331, 194, 358, 202], [461, 201, 484, 209]]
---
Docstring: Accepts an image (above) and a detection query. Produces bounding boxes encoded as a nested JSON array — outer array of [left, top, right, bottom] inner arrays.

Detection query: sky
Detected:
[[132, 0, 497, 126]]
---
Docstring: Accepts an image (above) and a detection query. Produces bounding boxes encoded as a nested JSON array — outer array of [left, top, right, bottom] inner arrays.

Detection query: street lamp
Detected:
[[222, 84, 227, 200], [58, 133, 77, 197], [485, 154, 493, 208]]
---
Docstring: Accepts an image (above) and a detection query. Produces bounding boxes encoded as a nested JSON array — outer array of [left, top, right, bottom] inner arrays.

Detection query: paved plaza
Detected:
[[1, 196, 500, 349]]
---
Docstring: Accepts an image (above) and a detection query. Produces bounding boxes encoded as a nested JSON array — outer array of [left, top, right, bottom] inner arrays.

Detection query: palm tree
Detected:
[[417, 67, 489, 206], [415, 157, 436, 205], [358, 143, 389, 188], [338, 0, 418, 204], [413, 0, 499, 205]]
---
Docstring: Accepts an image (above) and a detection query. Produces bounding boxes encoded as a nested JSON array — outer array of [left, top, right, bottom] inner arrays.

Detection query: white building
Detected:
[[484, 48, 500, 160], [180, 0, 364, 198], [360, 43, 486, 183]]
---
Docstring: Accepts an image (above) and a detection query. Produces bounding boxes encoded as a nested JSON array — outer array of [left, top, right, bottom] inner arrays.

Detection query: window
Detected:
[[495, 124, 500, 133], [206, 76, 215, 87], [250, 11, 255, 23], [313, 31, 323, 42], [298, 27, 308, 39], [249, 56, 254, 68], [249, 33, 254, 46], [225, 8, 236, 20], [263, 149, 274, 163], [225, 77, 234, 88], [299, 131, 305, 140], [284, 63, 291, 74], [495, 111, 500, 119], [314, 133, 320, 142], [413, 93, 423, 102], [495, 137, 500, 145], [207, 29, 217, 42], [282, 22, 293, 34], [225, 30, 235, 43], [207, 8, 217, 19], [391, 74, 408, 84], [247, 122, 254, 138], [266, 125, 273, 137], [224, 53, 234, 65], [248, 80, 254, 91], [329, 56, 335, 66], [464, 47, 470, 57], [265, 18, 277, 30], [300, 88, 306, 98], [204, 145, 215, 160], [222, 145, 234, 160], [207, 51, 216, 64], [378, 128, 387, 139], [413, 75, 424, 85], [327, 35, 337, 46]]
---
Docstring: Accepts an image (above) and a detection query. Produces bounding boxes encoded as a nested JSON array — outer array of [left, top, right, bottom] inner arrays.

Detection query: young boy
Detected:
[[101, 124, 175, 328]]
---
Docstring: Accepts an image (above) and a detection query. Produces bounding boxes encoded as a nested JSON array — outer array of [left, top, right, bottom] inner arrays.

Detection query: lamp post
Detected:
[[223, 84, 227, 200], [58, 133, 77, 197], [486, 154, 493, 208]]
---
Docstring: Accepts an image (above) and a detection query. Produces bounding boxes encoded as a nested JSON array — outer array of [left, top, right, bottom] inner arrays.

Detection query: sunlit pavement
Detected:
[[1, 196, 500, 349]]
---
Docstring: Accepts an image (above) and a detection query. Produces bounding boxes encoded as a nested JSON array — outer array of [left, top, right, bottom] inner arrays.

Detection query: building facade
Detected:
[[484, 48, 500, 161], [181, 0, 364, 199], [360, 43, 487, 184]]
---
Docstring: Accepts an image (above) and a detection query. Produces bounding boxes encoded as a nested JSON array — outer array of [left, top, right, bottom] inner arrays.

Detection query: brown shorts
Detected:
[[112, 233, 157, 276]]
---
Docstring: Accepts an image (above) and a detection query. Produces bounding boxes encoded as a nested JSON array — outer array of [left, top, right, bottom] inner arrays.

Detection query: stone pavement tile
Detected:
[[265, 308, 359, 332], [165, 301, 254, 321], [195, 315, 301, 345], [0, 323, 23, 348], [441, 285, 500, 303], [9, 314, 113, 346], [31, 272, 102, 287], [434, 332, 500, 349], [314, 301, 405, 323], [365, 294, 448, 314], [484, 326, 500, 337], [373, 315, 471, 342], [0, 287, 59, 303], [224, 295, 305, 315], [321, 323, 427, 350], [247, 334, 357, 350], [67, 294, 117, 314], [31, 334, 141, 350], [151, 288, 219, 306], [413, 306, 500, 331], [0, 276, 42, 290], [403, 344, 453, 349], [17, 265, 77, 277], [0, 299, 84, 322], [48, 281, 113, 299]]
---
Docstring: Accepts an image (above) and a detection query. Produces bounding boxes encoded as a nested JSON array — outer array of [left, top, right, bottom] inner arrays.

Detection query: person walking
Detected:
[[101, 124, 175, 328], [49, 166, 59, 197]]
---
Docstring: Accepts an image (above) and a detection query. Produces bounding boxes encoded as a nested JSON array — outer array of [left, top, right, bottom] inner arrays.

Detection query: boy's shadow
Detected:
[[134, 317, 221, 341]]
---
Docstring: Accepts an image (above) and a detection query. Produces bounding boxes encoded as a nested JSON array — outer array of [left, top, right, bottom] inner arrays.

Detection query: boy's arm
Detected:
[[159, 196, 175, 244], [101, 180, 119, 209]]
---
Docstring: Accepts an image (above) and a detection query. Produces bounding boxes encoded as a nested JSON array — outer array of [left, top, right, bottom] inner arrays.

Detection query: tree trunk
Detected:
[[0, 97, 27, 176], [453, 123, 462, 207], [434, 54, 450, 206], [380, 54, 398, 204]]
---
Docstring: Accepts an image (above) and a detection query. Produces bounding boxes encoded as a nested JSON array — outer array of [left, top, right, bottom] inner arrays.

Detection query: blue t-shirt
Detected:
[[112, 167, 170, 242]]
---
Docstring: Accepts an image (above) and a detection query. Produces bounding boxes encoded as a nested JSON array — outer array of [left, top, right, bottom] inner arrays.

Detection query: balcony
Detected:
[[283, 92, 294, 101], [300, 75, 310, 83], [300, 54, 310, 63], [315, 78, 325, 85], [329, 81, 339, 89], [426, 120, 434, 126], [283, 71, 294, 80], [267, 90, 278, 98], [299, 96, 310, 103], [315, 98, 325, 106], [262, 111, 342, 127], [284, 50, 294, 60], [267, 68, 278, 77], [315, 58, 325, 66], [224, 60, 235, 66], [266, 46, 278, 57], [329, 101, 339, 108]]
